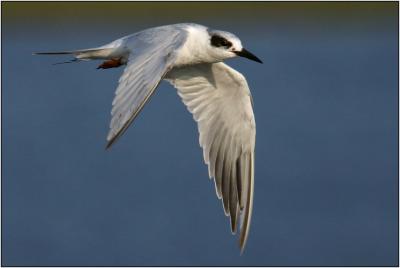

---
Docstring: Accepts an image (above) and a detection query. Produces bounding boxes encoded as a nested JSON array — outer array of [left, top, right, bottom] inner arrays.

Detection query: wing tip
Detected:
[[238, 152, 255, 255], [105, 132, 119, 149], [239, 217, 251, 255], [105, 138, 116, 150], [240, 244, 246, 255], [239, 228, 249, 255]]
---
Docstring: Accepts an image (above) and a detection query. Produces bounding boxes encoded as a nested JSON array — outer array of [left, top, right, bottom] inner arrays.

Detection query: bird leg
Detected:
[[97, 58, 123, 69]]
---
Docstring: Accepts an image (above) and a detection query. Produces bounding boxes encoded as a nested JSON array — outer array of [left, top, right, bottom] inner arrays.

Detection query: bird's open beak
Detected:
[[235, 48, 263, 63]]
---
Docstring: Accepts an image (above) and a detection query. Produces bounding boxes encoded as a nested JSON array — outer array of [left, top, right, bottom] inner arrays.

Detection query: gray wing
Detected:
[[165, 62, 256, 252], [106, 26, 187, 148]]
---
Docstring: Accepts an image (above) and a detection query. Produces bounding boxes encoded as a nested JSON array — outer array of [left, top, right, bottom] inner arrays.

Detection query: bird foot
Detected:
[[97, 58, 123, 69]]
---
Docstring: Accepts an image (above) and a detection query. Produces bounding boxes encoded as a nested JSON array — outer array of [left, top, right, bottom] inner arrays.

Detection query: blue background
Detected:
[[3, 2, 398, 266]]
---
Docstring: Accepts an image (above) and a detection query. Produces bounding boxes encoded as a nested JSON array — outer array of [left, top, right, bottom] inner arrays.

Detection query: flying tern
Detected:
[[34, 23, 262, 252]]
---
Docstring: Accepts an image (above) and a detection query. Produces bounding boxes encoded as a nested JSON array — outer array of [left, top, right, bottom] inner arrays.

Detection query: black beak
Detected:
[[235, 48, 263, 63]]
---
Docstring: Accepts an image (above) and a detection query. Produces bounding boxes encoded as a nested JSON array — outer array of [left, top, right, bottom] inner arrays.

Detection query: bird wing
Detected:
[[165, 62, 256, 252], [106, 26, 187, 148]]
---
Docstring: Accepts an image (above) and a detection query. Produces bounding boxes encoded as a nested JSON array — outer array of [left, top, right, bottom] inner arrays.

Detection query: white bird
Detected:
[[34, 23, 262, 253]]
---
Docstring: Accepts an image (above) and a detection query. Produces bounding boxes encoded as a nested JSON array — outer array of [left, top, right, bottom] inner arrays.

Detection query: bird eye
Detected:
[[211, 35, 232, 48], [221, 40, 229, 46]]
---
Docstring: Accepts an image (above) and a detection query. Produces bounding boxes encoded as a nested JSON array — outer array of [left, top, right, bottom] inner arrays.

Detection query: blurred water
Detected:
[[2, 3, 398, 266]]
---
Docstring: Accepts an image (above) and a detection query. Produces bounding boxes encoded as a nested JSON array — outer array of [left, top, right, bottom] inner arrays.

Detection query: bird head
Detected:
[[207, 30, 263, 63]]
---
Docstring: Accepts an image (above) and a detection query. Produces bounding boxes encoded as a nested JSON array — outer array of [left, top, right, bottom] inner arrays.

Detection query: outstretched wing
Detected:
[[106, 26, 187, 148], [165, 62, 256, 252]]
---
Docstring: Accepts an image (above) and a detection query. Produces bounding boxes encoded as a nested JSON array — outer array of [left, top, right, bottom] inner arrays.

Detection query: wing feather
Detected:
[[221, 132, 232, 215], [106, 26, 187, 148], [229, 163, 239, 233], [165, 62, 256, 252]]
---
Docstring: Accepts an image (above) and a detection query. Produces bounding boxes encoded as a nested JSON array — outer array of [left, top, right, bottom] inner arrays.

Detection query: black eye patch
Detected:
[[210, 35, 232, 48]]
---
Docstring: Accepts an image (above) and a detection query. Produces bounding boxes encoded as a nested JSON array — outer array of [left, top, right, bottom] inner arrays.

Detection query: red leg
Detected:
[[97, 58, 123, 69]]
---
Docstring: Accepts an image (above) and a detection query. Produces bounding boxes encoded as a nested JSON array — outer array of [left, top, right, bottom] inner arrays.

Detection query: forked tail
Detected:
[[33, 47, 120, 67], [33, 47, 115, 60]]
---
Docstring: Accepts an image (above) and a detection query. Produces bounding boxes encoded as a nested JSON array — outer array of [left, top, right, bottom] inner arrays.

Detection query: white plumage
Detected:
[[34, 23, 262, 253]]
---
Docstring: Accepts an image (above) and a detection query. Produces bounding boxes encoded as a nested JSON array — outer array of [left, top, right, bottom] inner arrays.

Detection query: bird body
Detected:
[[34, 23, 262, 253]]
